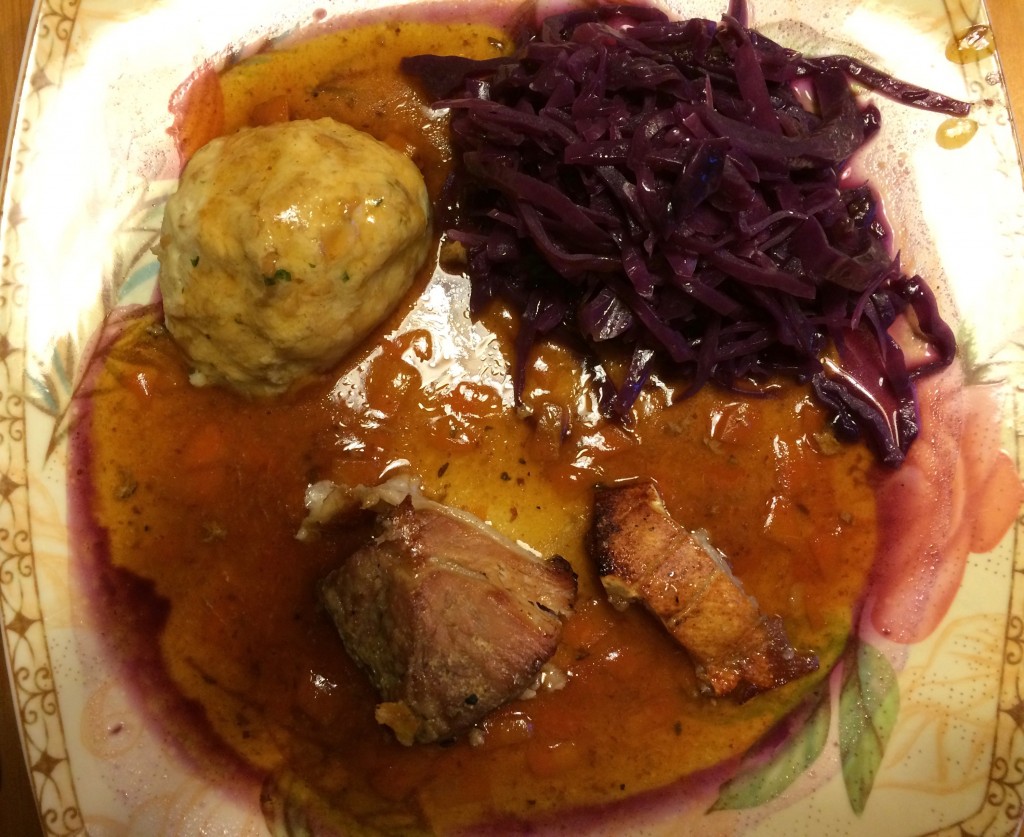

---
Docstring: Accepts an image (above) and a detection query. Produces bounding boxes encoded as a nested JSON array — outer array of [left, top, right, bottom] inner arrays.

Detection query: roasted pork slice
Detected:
[[589, 480, 818, 699], [307, 477, 577, 745]]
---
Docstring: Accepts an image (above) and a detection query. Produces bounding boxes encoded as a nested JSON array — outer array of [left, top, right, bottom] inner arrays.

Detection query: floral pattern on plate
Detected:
[[1, 0, 1022, 834]]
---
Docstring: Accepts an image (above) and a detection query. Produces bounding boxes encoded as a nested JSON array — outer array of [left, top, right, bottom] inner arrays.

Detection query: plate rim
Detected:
[[1, 1, 1022, 835]]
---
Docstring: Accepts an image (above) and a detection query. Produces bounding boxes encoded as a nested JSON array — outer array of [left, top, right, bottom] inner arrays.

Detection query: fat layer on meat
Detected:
[[308, 477, 577, 744], [589, 480, 818, 699]]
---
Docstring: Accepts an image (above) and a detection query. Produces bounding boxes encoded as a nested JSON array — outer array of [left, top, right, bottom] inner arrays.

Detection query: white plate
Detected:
[[1, 0, 1023, 834]]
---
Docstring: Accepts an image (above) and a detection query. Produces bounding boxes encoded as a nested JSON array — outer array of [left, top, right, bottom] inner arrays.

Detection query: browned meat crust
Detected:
[[316, 482, 577, 744], [589, 480, 818, 699]]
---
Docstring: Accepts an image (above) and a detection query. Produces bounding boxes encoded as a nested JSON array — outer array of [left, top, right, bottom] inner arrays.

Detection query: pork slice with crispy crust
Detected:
[[589, 480, 818, 699]]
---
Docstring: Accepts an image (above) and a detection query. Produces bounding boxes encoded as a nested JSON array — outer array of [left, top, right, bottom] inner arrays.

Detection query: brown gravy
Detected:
[[72, 16, 879, 835]]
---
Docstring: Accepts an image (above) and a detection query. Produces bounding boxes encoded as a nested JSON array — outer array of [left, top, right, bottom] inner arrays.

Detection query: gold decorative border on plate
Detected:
[[1, 0, 85, 834], [0, 1, 1022, 835]]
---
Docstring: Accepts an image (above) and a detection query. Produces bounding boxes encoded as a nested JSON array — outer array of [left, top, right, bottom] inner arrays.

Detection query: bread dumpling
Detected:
[[157, 117, 431, 396]]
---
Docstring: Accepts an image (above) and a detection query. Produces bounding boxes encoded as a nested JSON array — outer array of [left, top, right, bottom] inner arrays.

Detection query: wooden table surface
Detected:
[[1, 1, 1022, 835]]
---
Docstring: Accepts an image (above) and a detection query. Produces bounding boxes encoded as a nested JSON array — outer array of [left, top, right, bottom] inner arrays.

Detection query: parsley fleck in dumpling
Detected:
[[157, 117, 431, 396]]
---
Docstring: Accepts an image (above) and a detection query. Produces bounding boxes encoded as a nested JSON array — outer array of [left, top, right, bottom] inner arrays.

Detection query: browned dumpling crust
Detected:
[[158, 117, 431, 396]]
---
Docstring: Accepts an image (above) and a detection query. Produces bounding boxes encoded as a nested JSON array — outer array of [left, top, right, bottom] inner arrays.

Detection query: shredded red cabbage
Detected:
[[401, 3, 961, 466]]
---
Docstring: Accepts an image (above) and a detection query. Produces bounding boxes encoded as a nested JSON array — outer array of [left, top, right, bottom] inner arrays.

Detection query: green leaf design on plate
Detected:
[[27, 335, 80, 460], [710, 690, 831, 811], [838, 641, 900, 815]]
